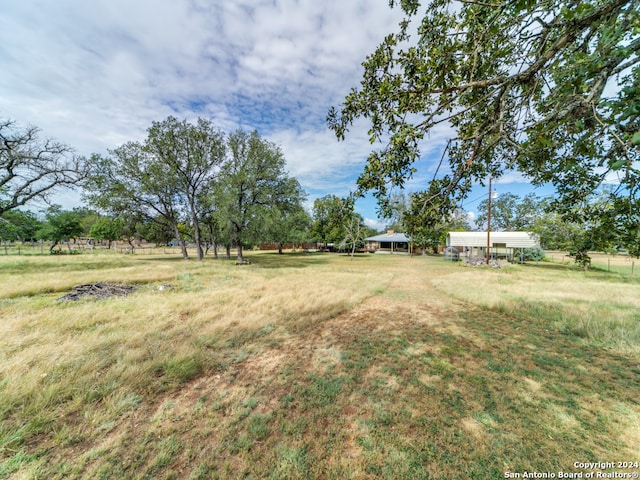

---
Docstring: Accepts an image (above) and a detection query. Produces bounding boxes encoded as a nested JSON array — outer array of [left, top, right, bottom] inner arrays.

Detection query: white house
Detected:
[[446, 231, 540, 260]]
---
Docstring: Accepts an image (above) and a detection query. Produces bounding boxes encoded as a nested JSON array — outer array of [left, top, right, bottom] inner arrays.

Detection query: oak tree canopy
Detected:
[[328, 0, 640, 234]]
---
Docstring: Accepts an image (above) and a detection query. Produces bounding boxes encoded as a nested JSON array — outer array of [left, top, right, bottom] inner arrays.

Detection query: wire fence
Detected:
[[2, 242, 637, 277], [545, 251, 637, 276], [0, 241, 229, 257]]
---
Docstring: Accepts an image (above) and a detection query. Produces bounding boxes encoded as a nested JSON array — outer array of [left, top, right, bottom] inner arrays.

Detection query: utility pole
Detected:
[[486, 177, 492, 265]]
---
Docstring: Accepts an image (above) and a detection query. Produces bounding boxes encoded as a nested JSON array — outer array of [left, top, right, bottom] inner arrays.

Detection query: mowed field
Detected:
[[1, 252, 639, 479]]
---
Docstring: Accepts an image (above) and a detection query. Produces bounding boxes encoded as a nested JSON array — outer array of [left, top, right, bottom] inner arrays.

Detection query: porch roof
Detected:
[[365, 233, 412, 243]]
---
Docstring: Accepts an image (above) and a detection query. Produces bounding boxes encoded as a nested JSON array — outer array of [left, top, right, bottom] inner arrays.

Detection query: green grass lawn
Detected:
[[1, 252, 639, 479]]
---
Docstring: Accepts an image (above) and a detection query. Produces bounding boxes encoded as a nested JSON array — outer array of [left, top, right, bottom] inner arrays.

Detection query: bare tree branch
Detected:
[[1, 119, 85, 215]]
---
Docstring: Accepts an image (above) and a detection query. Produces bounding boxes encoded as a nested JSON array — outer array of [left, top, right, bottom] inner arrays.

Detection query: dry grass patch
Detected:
[[432, 262, 640, 355], [1, 252, 639, 478], [0, 255, 178, 298], [0, 253, 392, 471]]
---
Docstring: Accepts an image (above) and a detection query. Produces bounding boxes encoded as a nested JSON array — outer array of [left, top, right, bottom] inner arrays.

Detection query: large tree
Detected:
[[474, 192, 547, 231], [1, 119, 85, 216], [266, 202, 312, 254], [311, 194, 353, 247], [85, 142, 190, 259], [218, 130, 299, 263], [405, 190, 471, 254], [36, 206, 84, 253], [90, 216, 123, 249], [328, 0, 640, 232], [145, 117, 225, 260], [199, 193, 232, 259], [86, 117, 227, 260], [0, 209, 41, 243]]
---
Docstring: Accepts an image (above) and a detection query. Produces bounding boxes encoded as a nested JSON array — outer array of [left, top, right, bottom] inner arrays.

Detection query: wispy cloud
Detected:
[[9, 1, 524, 221], [1, 1, 403, 199]]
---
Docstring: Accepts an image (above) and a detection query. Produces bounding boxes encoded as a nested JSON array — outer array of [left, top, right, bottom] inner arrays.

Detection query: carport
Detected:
[[446, 231, 540, 261]]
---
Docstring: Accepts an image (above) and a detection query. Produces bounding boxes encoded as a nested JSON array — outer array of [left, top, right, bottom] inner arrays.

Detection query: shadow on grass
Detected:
[[518, 261, 580, 272], [140, 256, 197, 263], [0, 259, 139, 275], [113, 252, 333, 269], [520, 260, 640, 282], [247, 252, 332, 269]]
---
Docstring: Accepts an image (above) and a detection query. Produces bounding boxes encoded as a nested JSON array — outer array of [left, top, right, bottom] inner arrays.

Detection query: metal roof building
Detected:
[[364, 232, 412, 254], [447, 231, 540, 260], [447, 231, 540, 249]]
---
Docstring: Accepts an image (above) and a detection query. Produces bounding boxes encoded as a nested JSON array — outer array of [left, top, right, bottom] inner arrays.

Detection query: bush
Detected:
[[519, 248, 545, 261]]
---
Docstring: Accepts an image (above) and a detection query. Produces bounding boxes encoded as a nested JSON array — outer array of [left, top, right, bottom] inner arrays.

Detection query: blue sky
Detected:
[[0, 0, 554, 230]]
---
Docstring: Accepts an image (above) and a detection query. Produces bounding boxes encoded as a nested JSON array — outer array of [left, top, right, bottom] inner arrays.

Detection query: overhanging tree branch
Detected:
[[329, 0, 639, 220]]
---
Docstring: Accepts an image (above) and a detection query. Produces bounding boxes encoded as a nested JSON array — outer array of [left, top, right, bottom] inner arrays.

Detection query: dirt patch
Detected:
[[461, 417, 486, 439], [57, 283, 136, 301]]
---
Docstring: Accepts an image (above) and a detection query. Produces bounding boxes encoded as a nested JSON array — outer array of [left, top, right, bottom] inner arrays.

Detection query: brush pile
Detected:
[[464, 256, 504, 268], [58, 283, 136, 301]]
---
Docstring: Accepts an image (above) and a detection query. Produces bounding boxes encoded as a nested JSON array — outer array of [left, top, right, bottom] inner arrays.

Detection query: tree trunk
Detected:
[[278, 242, 283, 254], [234, 224, 244, 263], [225, 245, 231, 260], [172, 223, 189, 260], [49, 240, 58, 253], [188, 200, 204, 261], [213, 241, 218, 259]]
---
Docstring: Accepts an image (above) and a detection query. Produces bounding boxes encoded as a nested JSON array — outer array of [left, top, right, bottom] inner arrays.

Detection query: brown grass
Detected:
[[1, 252, 639, 478]]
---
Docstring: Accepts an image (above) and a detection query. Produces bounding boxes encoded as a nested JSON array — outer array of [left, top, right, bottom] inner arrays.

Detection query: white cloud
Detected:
[[0, 0, 402, 148], [363, 217, 386, 232], [268, 119, 380, 194], [0, 0, 408, 220]]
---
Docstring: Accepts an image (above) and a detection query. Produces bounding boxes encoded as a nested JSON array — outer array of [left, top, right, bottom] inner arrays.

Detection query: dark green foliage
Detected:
[[36, 206, 84, 252], [219, 130, 304, 263], [266, 205, 312, 254], [0, 210, 41, 242], [329, 0, 640, 255], [84, 117, 226, 260], [311, 194, 353, 246], [475, 192, 544, 231], [85, 141, 189, 258], [84, 120, 308, 261], [89, 217, 123, 248], [404, 189, 470, 254], [145, 117, 226, 261]]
